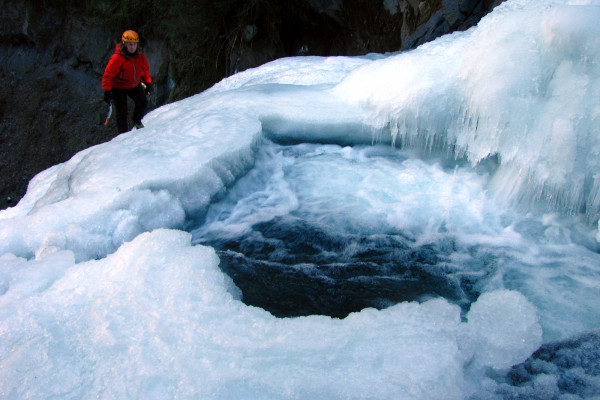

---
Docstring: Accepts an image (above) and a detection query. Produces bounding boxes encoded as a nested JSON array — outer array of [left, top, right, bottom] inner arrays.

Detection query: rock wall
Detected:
[[0, 0, 503, 209]]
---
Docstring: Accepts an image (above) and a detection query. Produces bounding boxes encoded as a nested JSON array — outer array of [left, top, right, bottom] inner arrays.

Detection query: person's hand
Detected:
[[144, 82, 152, 96], [103, 91, 112, 105]]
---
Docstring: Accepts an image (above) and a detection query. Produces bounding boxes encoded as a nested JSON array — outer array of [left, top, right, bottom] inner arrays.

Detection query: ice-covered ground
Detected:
[[1, 0, 599, 398]]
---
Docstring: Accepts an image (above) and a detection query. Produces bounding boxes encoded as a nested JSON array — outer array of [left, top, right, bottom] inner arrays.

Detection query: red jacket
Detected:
[[102, 44, 151, 92]]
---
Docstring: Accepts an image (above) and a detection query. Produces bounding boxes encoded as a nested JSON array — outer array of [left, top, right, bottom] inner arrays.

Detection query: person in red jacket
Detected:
[[102, 30, 152, 133]]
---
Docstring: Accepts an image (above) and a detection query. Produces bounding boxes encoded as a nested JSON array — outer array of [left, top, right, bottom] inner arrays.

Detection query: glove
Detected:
[[143, 82, 151, 96], [103, 91, 112, 105]]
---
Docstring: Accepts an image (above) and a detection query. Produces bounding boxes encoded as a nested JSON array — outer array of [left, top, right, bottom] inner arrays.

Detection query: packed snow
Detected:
[[1, 0, 599, 398]]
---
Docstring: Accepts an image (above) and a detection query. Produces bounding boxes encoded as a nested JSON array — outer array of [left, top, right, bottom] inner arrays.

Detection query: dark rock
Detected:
[[460, 0, 484, 14], [403, 10, 451, 49]]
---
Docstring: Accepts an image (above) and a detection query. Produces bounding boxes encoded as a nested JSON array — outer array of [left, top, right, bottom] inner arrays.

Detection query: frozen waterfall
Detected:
[[1, 0, 599, 399]]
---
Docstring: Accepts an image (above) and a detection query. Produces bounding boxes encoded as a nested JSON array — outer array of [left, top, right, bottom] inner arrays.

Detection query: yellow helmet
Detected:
[[121, 30, 139, 43]]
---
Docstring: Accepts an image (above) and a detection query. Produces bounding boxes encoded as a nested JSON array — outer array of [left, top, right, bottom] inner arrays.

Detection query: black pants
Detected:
[[112, 84, 147, 133]]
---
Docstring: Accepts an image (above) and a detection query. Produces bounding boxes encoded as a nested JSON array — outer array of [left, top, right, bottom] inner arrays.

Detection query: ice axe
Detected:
[[141, 81, 150, 99], [103, 102, 112, 126]]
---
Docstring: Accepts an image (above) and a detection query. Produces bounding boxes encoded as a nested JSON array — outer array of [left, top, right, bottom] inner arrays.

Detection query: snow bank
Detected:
[[0, 229, 541, 399]]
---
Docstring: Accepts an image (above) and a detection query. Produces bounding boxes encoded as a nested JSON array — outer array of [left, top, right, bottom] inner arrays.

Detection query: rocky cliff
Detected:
[[0, 0, 502, 209]]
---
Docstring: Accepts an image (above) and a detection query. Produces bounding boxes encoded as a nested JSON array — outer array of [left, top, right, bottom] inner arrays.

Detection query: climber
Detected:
[[102, 30, 152, 133]]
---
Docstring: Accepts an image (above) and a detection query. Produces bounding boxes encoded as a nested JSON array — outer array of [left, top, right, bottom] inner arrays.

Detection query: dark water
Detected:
[[500, 330, 600, 399], [201, 215, 487, 318]]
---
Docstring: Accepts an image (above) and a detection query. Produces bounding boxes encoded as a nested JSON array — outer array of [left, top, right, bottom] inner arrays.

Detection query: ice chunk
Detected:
[[466, 290, 543, 370]]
